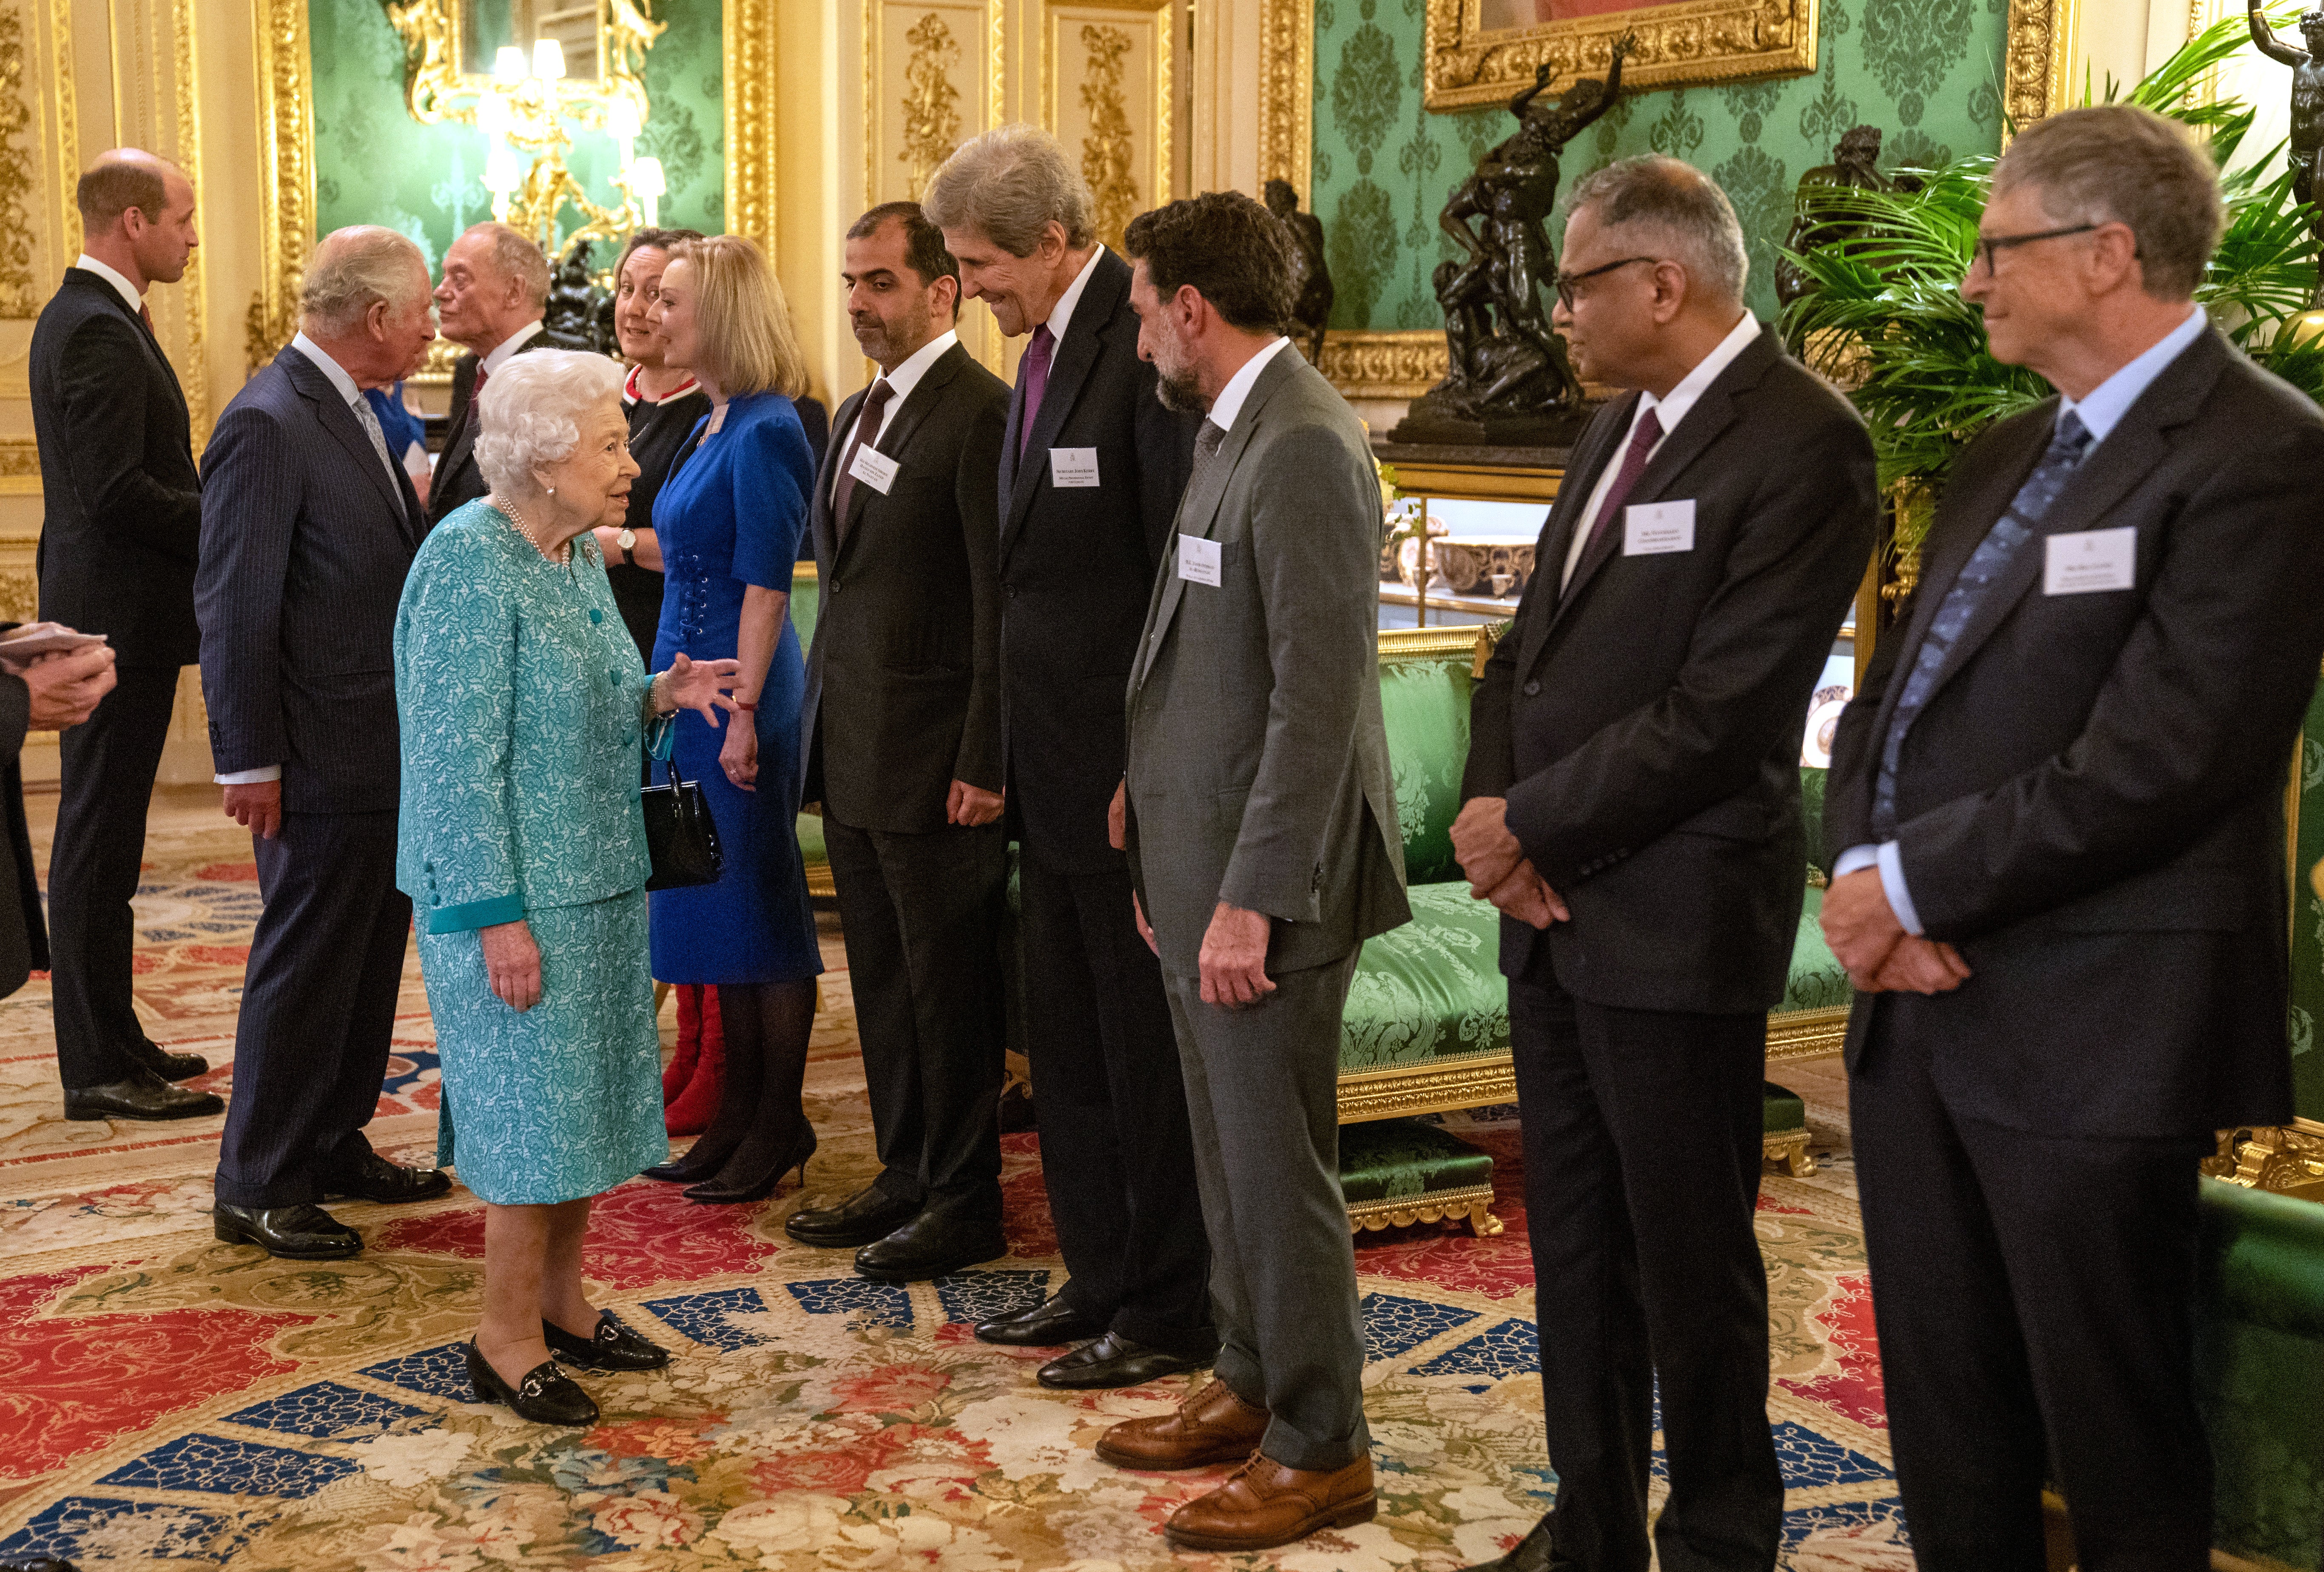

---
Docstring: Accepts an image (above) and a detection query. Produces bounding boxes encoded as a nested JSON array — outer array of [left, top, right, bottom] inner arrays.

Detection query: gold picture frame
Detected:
[[1422, 0, 1816, 115]]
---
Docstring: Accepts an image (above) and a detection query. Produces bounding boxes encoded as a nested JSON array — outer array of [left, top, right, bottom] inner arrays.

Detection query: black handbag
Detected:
[[640, 756, 724, 891]]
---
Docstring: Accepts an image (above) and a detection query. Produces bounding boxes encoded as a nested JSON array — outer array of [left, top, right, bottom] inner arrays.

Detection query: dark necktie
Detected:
[[1871, 408, 2094, 836], [1186, 418, 1227, 497], [138, 301, 154, 334], [830, 379, 895, 536], [1563, 407, 1664, 598], [1017, 323, 1055, 460]]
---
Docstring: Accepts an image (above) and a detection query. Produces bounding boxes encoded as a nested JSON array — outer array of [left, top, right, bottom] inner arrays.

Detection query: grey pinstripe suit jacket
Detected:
[[195, 346, 421, 815]]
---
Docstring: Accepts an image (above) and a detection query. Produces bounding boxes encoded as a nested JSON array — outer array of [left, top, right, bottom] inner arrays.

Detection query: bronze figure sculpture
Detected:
[[2249, 5, 2324, 306], [1773, 125, 1912, 318], [1266, 178, 1335, 366]]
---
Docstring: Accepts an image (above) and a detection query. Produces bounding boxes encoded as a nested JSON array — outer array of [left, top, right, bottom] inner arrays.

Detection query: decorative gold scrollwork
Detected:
[[1078, 25, 1137, 251], [0, 5, 37, 318], [900, 13, 963, 201], [1422, 0, 1815, 114]]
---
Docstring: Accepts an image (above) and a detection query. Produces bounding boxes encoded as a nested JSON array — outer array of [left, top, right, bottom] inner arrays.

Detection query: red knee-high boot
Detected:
[[663, 985, 703, 1105], [663, 986, 727, 1137]]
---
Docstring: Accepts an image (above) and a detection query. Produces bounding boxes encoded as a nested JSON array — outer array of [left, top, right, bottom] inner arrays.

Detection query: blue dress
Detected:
[[649, 390, 825, 985], [393, 501, 668, 1205]]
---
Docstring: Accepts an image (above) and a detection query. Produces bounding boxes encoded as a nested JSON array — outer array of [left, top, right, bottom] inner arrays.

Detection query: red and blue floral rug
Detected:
[[0, 791, 1903, 1569]]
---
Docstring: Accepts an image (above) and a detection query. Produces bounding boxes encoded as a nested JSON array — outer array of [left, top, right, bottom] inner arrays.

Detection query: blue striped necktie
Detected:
[[1871, 409, 2093, 837]]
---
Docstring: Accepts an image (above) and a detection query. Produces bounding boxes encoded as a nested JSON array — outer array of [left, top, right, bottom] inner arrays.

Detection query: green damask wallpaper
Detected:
[[308, 0, 724, 269], [1310, 0, 2013, 327]]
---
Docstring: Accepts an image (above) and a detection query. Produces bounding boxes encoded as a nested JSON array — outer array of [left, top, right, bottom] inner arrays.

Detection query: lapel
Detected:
[[814, 385, 863, 572], [1895, 327, 2230, 717], [1001, 250, 1129, 559], [68, 270, 186, 415], [277, 347, 417, 544], [1129, 349, 1303, 692], [1514, 394, 1633, 679]]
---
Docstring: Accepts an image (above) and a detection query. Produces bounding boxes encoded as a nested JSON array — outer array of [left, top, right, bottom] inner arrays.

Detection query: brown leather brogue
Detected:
[[1094, 1376, 1270, 1470], [1164, 1452, 1377, 1551]]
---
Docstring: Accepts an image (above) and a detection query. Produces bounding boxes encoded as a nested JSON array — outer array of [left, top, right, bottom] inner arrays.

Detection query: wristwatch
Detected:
[[616, 527, 638, 564]]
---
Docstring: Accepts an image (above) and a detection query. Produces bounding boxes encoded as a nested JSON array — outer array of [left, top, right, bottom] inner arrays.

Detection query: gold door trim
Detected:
[[251, 0, 314, 373]]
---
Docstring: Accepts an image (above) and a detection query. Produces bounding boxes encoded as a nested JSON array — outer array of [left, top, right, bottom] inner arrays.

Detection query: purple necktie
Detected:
[[1564, 406, 1664, 598], [1017, 323, 1055, 460]]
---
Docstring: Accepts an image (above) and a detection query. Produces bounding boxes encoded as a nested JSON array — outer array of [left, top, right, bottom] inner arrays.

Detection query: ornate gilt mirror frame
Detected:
[[1423, 0, 1818, 115], [1264, 0, 2075, 400], [246, 0, 777, 375]]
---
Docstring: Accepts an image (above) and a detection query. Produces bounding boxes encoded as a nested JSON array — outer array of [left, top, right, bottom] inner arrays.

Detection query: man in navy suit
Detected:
[[29, 148, 220, 1122], [199, 227, 450, 1260]]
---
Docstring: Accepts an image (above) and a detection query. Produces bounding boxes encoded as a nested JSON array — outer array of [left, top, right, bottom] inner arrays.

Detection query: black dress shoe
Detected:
[[853, 1207, 1006, 1282], [1458, 1519, 1573, 1572], [0, 1555, 81, 1572], [544, 1310, 671, 1371], [465, 1341, 598, 1425], [785, 1182, 920, 1248], [63, 1066, 222, 1122], [212, 1202, 362, 1260], [1037, 1330, 1212, 1390], [974, 1290, 1107, 1347], [320, 1151, 453, 1205], [135, 1045, 208, 1082]]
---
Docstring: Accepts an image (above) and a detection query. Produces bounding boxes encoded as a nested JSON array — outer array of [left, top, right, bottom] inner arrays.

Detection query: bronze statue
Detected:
[[2249, 5, 2324, 305], [1773, 125, 1912, 318], [542, 237, 615, 353], [1265, 178, 1334, 366], [1392, 35, 1630, 445]]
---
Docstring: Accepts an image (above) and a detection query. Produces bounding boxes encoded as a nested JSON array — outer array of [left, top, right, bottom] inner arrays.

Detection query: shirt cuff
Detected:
[[215, 765, 282, 784], [1874, 840, 1924, 937], [1832, 844, 1878, 880]]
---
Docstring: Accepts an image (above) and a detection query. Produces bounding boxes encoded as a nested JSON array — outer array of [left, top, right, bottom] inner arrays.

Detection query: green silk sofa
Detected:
[[1337, 626, 1848, 1233]]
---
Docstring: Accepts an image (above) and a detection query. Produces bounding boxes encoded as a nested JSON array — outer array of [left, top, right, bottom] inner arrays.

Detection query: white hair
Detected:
[[472, 350, 624, 496], [1567, 155, 1751, 305], [923, 123, 1095, 255], [300, 226, 430, 337]]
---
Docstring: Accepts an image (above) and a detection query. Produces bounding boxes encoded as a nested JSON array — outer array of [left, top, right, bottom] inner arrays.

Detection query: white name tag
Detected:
[[2043, 526, 2136, 595], [1623, 498, 1696, 555], [1050, 447, 1101, 487], [847, 444, 899, 496], [1177, 533, 1222, 587]]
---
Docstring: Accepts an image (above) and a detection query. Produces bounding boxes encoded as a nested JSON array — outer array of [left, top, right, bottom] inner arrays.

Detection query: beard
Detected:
[[853, 299, 933, 369], [1149, 328, 1209, 414]]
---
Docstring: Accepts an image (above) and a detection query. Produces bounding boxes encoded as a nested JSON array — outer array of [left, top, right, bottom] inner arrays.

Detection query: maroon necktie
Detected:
[[139, 301, 154, 333], [1017, 323, 1055, 460], [1564, 406, 1664, 598], [830, 379, 894, 536]]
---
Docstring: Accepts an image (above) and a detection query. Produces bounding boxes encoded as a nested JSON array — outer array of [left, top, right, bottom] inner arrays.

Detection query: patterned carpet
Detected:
[[0, 787, 1906, 1569]]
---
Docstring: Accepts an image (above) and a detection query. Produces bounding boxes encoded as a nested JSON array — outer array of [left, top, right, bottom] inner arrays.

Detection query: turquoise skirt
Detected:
[[419, 891, 667, 1205]]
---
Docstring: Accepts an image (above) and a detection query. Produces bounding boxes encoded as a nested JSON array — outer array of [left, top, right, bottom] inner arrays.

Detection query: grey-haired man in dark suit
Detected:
[[199, 227, 452, 1261]]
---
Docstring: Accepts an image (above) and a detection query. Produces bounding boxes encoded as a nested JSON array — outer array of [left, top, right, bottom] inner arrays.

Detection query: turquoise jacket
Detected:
[[394, 499, 668, 933]]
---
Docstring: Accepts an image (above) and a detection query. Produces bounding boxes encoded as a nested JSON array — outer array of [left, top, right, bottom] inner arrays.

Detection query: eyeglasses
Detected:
[[1970, 223, 2100, 278], [1553, 256, 1660, 310]]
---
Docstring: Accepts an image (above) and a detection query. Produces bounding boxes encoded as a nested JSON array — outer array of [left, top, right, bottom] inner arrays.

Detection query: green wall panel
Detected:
[[308, 0, 724, 269], [1310, 0, 2012, 327]]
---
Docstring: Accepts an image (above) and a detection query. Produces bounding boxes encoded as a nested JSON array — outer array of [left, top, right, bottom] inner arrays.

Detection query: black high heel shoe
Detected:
[[545, 1310, 672, 1372], [465, 1340, 599, 1425], [683, 1127, 816, 1205], [643, 1138, 736, 1184]]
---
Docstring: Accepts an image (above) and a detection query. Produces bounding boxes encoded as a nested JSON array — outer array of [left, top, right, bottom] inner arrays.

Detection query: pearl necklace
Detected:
[[493, 493, 572, 567]]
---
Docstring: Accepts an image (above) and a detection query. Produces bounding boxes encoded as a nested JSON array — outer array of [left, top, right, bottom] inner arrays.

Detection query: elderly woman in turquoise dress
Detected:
[[394, 348, 740, 1427]]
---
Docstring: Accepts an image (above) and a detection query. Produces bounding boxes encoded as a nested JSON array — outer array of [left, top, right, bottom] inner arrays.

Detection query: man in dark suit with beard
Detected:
[[924, 125, 1210, 1388], [199, 227, 452, 1261], [786, 202, 1013, 1277], [1820, 105, 2324, 1572], [28, 148, 220, 1122], [1453, 156, 1877, 1572]]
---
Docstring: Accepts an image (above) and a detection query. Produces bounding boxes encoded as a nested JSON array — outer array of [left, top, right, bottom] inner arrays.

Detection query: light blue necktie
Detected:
[[1871, 409, 2093, 837]]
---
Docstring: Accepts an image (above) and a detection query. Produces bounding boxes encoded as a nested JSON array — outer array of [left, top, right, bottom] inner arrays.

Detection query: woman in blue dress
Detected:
[[635, 234, 826, 1204], [395, 350, 740, 1424]]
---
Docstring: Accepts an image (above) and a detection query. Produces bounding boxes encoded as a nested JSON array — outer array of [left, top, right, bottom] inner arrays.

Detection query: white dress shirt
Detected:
[[1562, 309, 1759, 590], [829, 328, 961, 504], [480, 317, 546, 376], [1832, 303, 2210, 933], [1207, 334, 1295, 434], [1044, 245, 1108, 348], [74, 253, 144, 313]]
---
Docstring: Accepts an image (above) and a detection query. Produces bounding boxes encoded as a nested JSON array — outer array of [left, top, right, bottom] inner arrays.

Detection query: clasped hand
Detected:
[[1818, 868, 1972, 995], [1450, 797, 1567, 929]]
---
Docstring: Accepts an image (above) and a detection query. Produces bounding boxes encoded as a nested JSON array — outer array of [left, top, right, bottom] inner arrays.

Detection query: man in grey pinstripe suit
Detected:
[[197, 228, 452, 1260]]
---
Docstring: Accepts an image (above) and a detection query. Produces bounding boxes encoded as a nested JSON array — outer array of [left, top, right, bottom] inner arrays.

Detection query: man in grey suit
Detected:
[[199, 228, 450, 1260], [1095, 191, 1409, 1554]]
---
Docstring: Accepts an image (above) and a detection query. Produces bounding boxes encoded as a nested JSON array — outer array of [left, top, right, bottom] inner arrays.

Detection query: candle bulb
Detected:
[[493, 45, 527, 81], [532, 38, 566, 81], [630, 156, 664, 228]]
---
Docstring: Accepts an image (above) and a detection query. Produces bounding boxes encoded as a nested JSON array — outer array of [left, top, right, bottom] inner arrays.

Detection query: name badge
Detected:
[[1050, 447, 1101, 487], [1623, 498, 1696, 555], [1177, 533, 1222, 587], [2043, 526, 2136, 595], [847, 444, 899, 496]]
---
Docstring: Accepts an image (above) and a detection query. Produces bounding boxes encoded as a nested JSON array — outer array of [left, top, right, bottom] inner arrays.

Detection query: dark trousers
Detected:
[[48, 666, 180, 1089], [213, 811, 411, 1207], [1015, 846, 1214, 1354], [824, 812, 1007, 1213], [1850, 1014, 2213, 1572], [1508, 977, 1782, 1572], [1166, 951, 1368, 1472]]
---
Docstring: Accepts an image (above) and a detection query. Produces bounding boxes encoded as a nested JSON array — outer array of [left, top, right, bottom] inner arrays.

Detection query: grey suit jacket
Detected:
[[1122, 347, 1409, 979]]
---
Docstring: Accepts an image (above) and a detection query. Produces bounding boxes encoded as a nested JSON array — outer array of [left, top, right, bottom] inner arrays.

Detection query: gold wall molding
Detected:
[[41, 0, 73, 262], [2205, 1119, 2324, 1202], [1078, 23, 1136, 246], [899, 12, 964, 199], [1041, 0, 1174, 250], [1256, 0, 1309, 196], [250, 0, 312, 373], [0, 4, 40, 317], [725, 0, 777, 254], [1423, 0, 1815, 114], [0, 436, 35, 474], [168, 0, 205, 438], [2002, 0, 2071, 137], [1320, 328, 1446, 401]]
